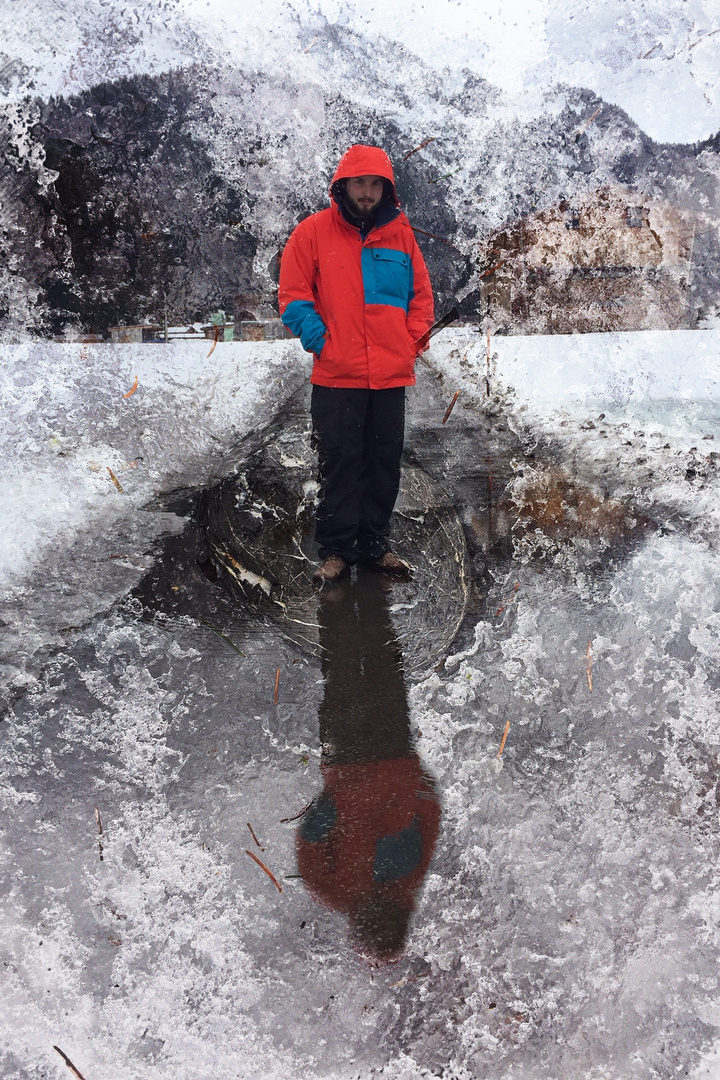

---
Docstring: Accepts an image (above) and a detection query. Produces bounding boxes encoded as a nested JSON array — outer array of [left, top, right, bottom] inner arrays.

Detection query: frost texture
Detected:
[[2, 1, 720, 1077], [2, 331, 720, 1078]]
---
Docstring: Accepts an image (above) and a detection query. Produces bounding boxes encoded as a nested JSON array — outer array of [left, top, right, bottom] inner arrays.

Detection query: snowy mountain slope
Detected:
[[1, 4, 718, 337]]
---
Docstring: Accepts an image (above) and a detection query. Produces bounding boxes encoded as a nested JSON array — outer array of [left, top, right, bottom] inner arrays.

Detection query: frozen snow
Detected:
[[2, 330, 720, 1077], [0, 339, 309, 584], [440, 326, 720, 440], [2, 0, 720, 1071], [0, 339, 310, 705]]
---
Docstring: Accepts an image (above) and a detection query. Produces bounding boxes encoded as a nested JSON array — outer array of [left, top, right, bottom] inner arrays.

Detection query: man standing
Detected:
[[278, 144, 434, 583]]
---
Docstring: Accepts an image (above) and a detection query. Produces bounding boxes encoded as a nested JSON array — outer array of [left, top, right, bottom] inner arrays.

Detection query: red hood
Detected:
[[331, 145, 399, 207]]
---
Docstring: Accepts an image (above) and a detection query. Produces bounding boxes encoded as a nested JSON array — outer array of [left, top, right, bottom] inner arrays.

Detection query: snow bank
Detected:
[[494, 327, 720, 432], [430, 327, 720, 546], [432, 326, 720, 437], [0, 340, 309, 589], [0, 340, 310, 700]]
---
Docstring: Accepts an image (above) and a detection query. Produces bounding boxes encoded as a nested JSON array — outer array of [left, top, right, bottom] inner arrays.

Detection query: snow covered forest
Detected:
[[2, 1, 720, 1078]]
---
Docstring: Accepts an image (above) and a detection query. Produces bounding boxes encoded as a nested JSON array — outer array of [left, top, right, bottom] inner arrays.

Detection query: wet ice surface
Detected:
[[3, 334, 720, 1078]]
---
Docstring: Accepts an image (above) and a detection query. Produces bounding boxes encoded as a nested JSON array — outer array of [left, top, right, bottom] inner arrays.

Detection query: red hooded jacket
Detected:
[[278, 145, 434, 389]]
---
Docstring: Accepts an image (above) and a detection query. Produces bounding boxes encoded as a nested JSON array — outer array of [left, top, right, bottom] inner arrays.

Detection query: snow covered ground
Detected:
[[3, 329, 720, 1079], [0, 340, 310, 706]]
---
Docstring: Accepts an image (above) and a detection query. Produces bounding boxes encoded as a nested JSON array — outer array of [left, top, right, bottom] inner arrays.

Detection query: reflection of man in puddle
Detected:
[[296, 571, 440, 959], [278, 145, 434, 584]]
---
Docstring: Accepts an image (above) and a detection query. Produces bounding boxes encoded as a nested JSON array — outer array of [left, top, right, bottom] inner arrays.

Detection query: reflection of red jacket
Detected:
[[296, 756, 440, 918], [278, 144, 434, 390]]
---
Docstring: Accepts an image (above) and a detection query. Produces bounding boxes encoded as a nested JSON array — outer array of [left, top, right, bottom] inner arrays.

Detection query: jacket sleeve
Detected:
[[406, 237, 434, 354], [278, 221, 328, 355]]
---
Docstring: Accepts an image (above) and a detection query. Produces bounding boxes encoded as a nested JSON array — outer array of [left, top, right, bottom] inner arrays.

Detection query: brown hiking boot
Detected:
[[313, 555, 350, 584], [366, 551, 413, 577]]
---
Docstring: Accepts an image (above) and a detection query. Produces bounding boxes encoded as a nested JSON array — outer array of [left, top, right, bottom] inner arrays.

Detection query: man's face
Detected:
[[345, 175, 385, 217]]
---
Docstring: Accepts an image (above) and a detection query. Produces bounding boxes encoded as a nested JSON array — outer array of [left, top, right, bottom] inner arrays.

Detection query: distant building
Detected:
[[201, 323, 235, 342], [166, 324, 206, 341], [53, 331, 104, 344], [107, 316, 293, 345], [478, 186, 706, 334], [237, 318, 292, 342], [201, 318, 293, 342], [108, 324, 162, 343]]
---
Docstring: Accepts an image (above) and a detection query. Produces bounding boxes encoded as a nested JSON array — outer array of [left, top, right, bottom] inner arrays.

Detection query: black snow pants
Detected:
[[310, 385, 406, 563]]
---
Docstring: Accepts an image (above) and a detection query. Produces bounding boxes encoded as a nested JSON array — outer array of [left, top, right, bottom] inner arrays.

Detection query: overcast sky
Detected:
[[4, 0, 720, 144]]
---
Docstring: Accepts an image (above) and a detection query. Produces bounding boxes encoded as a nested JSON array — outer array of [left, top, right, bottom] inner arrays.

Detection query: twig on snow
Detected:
[[442, 390, 461, 425], [576, 106, 601, 139], [244, 849, 283, 893], [403, 136, 438, 160], [106, 467, 123, 493], [280, 802, 311, 824], [206, 323, 221, 359], [586, 639, 593, 692], [52, 1046, 89, 1080], [247, 822, 265, 851]]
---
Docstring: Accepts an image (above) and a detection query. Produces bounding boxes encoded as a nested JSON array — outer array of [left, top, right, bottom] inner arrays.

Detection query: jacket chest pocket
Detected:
[[363, 247, 412, 311]]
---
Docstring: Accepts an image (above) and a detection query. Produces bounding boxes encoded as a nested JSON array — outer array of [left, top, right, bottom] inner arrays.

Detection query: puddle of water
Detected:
[[198, 387, 470, 675]]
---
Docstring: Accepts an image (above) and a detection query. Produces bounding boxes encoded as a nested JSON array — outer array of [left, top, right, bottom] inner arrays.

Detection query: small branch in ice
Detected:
[[197, 617, 247, 658], [52, 1046, 89, 1080], [274, 667, 280, 705], [586, 640, 593, 692], [94, 806, 103, 861], [479, 249, 506, 277], [247, 822, 265, 851], [122, 375, 138, 399], [411, 225, 461, 251], [403, 136, 437, 160], [244, 850, 283, 893], [214, 548, 273, 597], [686, 27, 720, 51], [106, 467, 123, 493], [442, 391, 461, 425], [303, 35, 318, 52], [428, 168, 460, 184], [280, 802, 311, 824], [497, 721, 510, 758], [389, 972, 429, 988], [575, 106, 602, 139]]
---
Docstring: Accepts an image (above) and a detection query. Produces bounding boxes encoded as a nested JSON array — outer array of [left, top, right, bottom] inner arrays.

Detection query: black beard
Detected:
[[344, 195, 378, 220]]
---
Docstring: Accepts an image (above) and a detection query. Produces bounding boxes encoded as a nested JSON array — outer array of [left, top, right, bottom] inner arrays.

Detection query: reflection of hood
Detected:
[[330, 144, 399, 207]]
